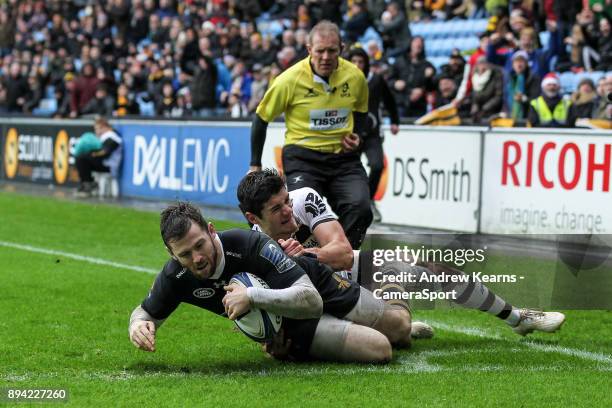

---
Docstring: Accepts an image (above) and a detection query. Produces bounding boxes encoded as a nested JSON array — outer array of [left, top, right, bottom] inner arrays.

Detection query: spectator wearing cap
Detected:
[[470, 56, 504, 124], [528, 73, 571, 127], [436, 50, 466, 89], [567, 78, 599, 127], [505, 50, 540, 120]]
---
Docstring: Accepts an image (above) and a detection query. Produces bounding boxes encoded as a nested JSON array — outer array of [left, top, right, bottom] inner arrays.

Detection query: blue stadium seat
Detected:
[[559, 71, 575, 94], [539, 31, 550, 47], [32, 98, 57, 116]]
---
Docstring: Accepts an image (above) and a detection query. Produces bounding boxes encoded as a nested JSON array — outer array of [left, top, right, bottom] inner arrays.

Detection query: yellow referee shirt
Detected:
[[256, 57, 369, 153]]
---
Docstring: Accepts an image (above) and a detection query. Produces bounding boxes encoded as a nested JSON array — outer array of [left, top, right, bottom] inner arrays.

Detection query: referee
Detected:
[[249, 21, 372, 249]]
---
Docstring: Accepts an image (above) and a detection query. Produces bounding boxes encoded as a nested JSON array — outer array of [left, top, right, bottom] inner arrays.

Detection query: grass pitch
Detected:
[[0, 191, 611, 407]]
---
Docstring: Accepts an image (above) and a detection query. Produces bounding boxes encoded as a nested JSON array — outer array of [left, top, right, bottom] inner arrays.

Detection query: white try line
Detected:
[[425, 319, 612, 365], [0, 240, 157, 274]]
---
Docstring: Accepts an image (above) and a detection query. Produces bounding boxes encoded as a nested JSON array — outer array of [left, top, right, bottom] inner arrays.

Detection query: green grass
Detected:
[[0, 192, 611, 407]]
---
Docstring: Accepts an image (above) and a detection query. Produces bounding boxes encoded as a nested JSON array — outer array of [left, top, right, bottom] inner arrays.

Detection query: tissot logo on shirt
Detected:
[[260, 242, 296, 274], [309, 108, 349, 130], [193, 288, 215, 298]]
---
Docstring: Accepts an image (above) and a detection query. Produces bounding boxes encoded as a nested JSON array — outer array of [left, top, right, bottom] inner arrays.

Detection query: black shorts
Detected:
[[282, 317, 320, 361]]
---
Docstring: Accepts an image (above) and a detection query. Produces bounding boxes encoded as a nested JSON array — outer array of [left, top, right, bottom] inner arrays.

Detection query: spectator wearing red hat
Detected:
[[527, 73, 572, 127]]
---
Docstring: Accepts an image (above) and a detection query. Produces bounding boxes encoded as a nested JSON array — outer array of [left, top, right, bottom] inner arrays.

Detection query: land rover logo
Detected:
[[193, 288, 215, 298]]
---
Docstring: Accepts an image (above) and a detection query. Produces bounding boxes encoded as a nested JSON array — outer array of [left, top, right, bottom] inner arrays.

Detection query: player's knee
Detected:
[[372, 335, 393, 363]]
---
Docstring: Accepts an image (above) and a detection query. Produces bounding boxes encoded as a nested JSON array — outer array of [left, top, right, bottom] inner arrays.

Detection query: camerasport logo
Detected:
[[54, 130, 69, 184], [4, 128, 18, 179]]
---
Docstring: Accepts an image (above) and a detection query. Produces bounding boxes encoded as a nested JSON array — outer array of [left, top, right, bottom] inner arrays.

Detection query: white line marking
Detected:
[[425, 319, 612, 365], [0, 240, 157, 274]]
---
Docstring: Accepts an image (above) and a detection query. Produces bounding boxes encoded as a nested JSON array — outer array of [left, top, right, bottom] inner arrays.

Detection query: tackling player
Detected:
[[249, 21, 372, 250], [237, 169, 566, 337], [129, 202, 412, 363]]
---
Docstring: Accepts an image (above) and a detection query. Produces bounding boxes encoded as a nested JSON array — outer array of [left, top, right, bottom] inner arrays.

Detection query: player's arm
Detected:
[[128, 267, 180, 352], [249, 114, 268, 171], [128, 305, 165, 352], [251, 72, 292, 170], [305, 221, 353, 271], [225, 274, 323, 320], [223, 234, 323, 320]]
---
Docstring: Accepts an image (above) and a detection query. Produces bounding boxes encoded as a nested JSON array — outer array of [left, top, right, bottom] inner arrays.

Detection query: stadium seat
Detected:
[[93, 172, 119, 198], [32, 98, 57, 117]]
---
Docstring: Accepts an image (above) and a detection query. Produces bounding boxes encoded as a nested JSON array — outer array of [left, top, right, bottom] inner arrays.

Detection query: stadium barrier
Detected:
[[1, 118, 610, 234]]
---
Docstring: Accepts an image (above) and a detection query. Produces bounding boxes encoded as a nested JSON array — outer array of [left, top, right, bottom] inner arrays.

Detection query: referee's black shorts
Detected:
[[282, 144, 372, 249]]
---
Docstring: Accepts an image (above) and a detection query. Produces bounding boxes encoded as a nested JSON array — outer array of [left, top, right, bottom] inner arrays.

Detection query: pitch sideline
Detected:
[[0, 240, 157, 274]]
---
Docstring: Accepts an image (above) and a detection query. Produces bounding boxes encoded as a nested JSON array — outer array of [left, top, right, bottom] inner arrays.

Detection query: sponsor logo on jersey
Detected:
[[341, 82, 350, 97], [176, 268, 187, 279], [225, 251, 243, 259], [332, 273, 351, 290], [309, 108, 349, 131], [260, 242, 296, 274], [193, 288, 215, 298], [304, 192, 326, 218], [305, 88, 317, 97]]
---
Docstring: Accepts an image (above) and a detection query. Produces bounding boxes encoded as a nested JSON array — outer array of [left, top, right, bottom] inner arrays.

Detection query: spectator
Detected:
[[190, 55, 218, 117], [505, 50, 540, 120], [487, 22, 561, 78], [81, 84, 116, 116], [596, 17, 612, 70], [248, 64, 269, 113], [70, 62, 100, 117], [22, 74, 43, 113], [75, 116, 122, 198], [156, 81, 177, 117], [470, 56, 504, 124], [527, 73, 571, 127], [594, 75, 612, 120], [114, 83, 140, 116], [343, 1, 371, 43], [436, 50, 466, 89], [2, 62, 28, 113], [377, 1, 410, 56], [567, 78, 599, 127], [390, 36, 435, 117]]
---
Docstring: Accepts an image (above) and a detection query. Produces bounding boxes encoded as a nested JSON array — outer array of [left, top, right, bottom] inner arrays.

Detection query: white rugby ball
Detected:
[[229, 272, 282, 342]]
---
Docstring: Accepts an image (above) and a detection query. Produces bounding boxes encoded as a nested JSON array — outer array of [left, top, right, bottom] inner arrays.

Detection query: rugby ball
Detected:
[[229, 272, 282, 342]]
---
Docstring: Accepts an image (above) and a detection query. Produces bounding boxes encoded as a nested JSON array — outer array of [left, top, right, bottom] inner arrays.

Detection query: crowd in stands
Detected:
[[0, 0, 610, 126]]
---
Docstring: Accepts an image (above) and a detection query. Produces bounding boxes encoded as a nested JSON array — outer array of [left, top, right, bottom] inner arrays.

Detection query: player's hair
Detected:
[[308, 20, 341, 46], [94, 115, 110, 128], [160, 201, 208, 248], [237, 168, 285, 219]]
